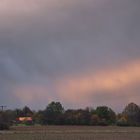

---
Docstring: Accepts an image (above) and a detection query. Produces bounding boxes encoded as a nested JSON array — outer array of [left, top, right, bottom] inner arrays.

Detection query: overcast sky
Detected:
[[0, 0, 140, 112]]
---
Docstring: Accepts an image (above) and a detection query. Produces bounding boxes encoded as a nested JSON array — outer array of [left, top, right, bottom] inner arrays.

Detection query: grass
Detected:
[[0, 126, 140, 140]]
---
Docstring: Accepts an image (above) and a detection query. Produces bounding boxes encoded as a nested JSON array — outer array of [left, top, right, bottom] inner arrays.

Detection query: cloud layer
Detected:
[[0, 0, 140, 111]]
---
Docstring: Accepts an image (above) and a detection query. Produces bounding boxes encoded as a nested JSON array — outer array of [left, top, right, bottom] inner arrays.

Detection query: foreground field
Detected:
[[0, 126, 140, 140]]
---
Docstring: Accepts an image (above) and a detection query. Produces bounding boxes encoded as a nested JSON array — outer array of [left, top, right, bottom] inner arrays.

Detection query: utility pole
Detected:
[[0, 106, 7, 111]]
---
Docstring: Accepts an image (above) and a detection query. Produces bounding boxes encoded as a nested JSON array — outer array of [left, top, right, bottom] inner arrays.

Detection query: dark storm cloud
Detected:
[[0, 0, 140, 110]]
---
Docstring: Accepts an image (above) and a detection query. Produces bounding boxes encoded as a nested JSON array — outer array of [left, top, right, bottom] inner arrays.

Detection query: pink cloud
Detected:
[[13, 60, 140, 110]]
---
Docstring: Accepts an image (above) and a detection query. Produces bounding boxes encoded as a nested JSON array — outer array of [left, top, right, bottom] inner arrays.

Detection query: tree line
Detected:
[[0, 102, 140, 130]]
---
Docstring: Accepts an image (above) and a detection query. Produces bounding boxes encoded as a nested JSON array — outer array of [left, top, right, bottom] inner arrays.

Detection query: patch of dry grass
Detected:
[[0, 126, 140, 140]]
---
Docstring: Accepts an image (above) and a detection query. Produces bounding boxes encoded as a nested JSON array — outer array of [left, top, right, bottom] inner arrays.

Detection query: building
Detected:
[[17, 117, 33, 125]]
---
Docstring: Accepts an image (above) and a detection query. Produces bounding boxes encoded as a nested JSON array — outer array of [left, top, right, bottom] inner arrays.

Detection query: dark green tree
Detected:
[[44, 102, 64, 125], [33, 111, 46, 125], [96, 106, 116, 125]]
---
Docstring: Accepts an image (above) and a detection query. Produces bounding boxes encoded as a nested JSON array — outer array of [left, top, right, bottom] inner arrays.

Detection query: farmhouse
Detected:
[[17, 117, 33, 125], [18, 117, 32, 122]]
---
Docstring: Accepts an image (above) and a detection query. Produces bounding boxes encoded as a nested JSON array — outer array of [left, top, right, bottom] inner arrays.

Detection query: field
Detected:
[[0, 126, 140, 140]]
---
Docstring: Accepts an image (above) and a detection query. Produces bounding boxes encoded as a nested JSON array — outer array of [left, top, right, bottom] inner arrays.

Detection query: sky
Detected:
[[0, 0, 140, 112]]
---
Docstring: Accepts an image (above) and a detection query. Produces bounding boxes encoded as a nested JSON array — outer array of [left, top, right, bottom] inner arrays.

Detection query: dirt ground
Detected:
[[0, 126, 140, 140]]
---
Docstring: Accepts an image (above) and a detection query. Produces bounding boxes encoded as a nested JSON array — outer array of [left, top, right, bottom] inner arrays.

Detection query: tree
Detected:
[[90, 114, 100, 125], [0, 111, 10, 130], [15, 109, 24, 118], [5, 110, 17, 125], [96, 106, 116, 125], [22, 106, 33, 117], [33, 111, 46, 125], [117, 114, 129, 126], [44, 102, 64, 125], [123, 103, 140, 126], [76, 109, 90, 125], [63, 109, 91, 125], [63, 110, 76, 125]]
